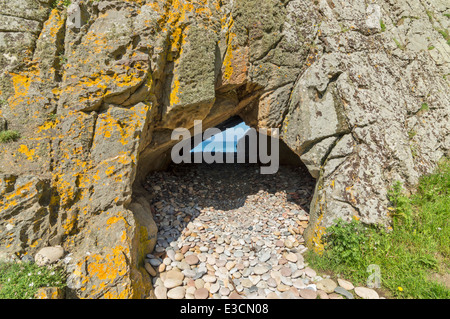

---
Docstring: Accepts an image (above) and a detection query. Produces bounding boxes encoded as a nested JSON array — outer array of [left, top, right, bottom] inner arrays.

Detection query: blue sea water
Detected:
[[191, 122, 250, 153]]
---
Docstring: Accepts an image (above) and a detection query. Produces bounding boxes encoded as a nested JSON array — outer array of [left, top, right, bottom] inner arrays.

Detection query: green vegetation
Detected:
[[408, 129, 417, 139], [58, 53, 68, 66], [426, 10, 434, 22], [420, 102, 429, 112], [306, 158, 450, 299], [0, 262, 66, 299], [52, 0, 71, 9], [437, 29, 450, 46], [0, 130, 20, 143], [380, 19, 386, 32], [393, 38, 405, 50]]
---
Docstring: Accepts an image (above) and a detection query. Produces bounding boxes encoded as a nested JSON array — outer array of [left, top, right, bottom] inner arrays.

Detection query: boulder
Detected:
[[34, 246, 64, 266]]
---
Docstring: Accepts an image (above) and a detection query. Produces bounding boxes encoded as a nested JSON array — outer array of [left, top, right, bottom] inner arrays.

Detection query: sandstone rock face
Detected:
[[0, 0, 448, 298]]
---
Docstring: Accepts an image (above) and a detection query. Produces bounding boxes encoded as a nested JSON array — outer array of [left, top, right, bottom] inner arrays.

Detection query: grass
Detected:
[[380, 20, 386, 32], [52, 0, 71, 8], [0, 262, 66, 299], [393, 38, 406, 50], [306, 158, 450, 299], [0, 130, 20, 143]]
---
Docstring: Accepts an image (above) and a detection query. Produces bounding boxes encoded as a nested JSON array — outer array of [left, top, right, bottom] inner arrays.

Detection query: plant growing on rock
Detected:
[[0, 262, 66, 299], [0, 130, 21, 143]]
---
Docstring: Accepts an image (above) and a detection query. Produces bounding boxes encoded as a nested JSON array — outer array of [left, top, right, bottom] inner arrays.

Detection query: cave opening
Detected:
[[141, 115, 317, 299]]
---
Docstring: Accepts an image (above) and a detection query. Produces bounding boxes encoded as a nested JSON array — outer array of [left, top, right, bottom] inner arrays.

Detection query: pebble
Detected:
[[185, 254, 199, 265], [219, 287, 230, 296], [210, 283, 220, 294], [284, 253, 297, 263], [194, 288, 209, 299], [316, 279, 337, 294], [167, 287, 186, 299], [334, 286, 354, 299], [145, 163, 360, 299], [154, 286, 167, 299], [254, 265, 270, 275], [203, 275, 217, 283], [267, 292, 280, 299], [293, 279, 306, 289], [304, 268, 316, 278], [164, 270, 184, 289], [354, 287, 379, 299], [149, 258, 162, 267], [338, 278, 354, 290], [299, 289, 317, 299], [144, 263, 157, 277], [317, 290, 329, 299]]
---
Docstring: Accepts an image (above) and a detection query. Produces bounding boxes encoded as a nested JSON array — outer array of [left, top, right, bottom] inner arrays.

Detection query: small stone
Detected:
[[285, 253, 297, 263], [299, 289, 318, 299], [154, 286, 167, 299], [328, 293, 344, 299], [316, 278, 337, 294], [317, 290, 329, 299], [203, 275, 217, 283], [144, 263, 157, 277], [34, 246, 64, 267], [210, 283, 220, 294], [338, 278, 354, 290], [267, 292, 280, 299], [216, 246, 225, 254], [164, 270, 184, 288], [207, 255, 216, 265], [229, 292, 242, 299], [334, 286, 354, 299], [167, 287, 186, 299], [185, 254, 199, 265], [216, 259, 227, 267], [186, 286, 196, 295], [293, 279, 306, 289], [226, 261, 236, 270], [259, 252, 271, 263], [354, 287, 379, 299], [174, 253, 184, 261], [277, 284, 290, 292], [306, 284, 317, 291], [284, 239, 293, 249], [292, 270, 304, 279], [166, 250, 176, 261], [254, 265, 269, 275], [278, 258, 288, 265], [304, 267, 316, 278], [149, 258, 162, 267], [182, 269, 197, 278], [241, 278, 253, 288], [280, 267, 292, 277], [219, 287, 230, 296], [194, 287, 209, 299], [195, 279, 205, 289], [267, 278, 277, 288]]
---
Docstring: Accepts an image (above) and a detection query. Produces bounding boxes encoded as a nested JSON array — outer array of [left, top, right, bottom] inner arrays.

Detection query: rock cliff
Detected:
[[0, 0, 448, 298]]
